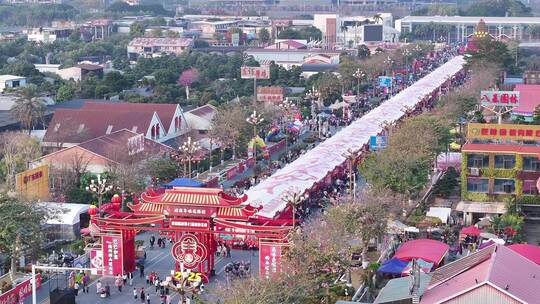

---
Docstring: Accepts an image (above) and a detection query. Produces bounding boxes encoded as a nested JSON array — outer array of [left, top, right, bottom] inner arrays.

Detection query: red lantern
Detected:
[[111, 194, 121, 205], [88, 205, 98, 216]]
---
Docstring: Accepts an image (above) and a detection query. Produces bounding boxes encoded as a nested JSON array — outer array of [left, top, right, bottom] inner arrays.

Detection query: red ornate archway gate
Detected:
[[89, 187, 290, 280]]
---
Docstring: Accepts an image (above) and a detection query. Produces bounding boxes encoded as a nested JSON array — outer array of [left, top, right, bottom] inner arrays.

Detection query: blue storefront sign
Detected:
[[378, 76, 392, 88], [369, 135, 387, 151]]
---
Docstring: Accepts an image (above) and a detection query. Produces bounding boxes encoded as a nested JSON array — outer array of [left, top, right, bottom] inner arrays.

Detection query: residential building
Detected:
[[523, 70, 540, 84], [189, 20, 238, 39], [244, 48, 340, 69], [34, 64, 61, 74], [420, 244, 540, 304], [127, 37, 194, 60], [27, 27, 71, 43], [42, 102, 188, 149], [56, 64, 104, 82], [79, 19, 113, 41], [33, 129, 174, 174], [460, 123, 540, 223], [313, 13, 394, 47], [396, 16, 540, 43], [184, 104, 217, 134], [0, 75, 27, 92]]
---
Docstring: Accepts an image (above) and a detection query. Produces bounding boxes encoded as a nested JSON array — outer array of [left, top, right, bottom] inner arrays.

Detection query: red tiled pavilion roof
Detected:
[[140, 187, 247, 207]]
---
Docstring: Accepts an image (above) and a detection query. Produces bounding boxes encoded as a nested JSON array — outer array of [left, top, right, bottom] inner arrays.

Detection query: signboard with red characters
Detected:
[[259, 242, 283, 279], [169, 219, 211, 230], [90, 248, 104, 275], [241, 66, 270, 79], [467, 123, 540, 141], [163, 205, 217, 218], [480, 91, 519, 107], [171, 234, 208, 269], [0, 274, 41, 304], [102, 235, 123, 276]]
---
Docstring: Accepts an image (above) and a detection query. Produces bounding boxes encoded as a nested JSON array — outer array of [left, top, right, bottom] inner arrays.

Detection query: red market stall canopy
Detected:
[[460, 225, 483, 236], [508, 244, 540, 265], [394, 239, 450, 265], [245, 56, 466, 219]]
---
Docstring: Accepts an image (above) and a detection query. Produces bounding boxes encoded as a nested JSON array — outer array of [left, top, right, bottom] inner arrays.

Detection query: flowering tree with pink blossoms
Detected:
[[177, 68, 200, 100]]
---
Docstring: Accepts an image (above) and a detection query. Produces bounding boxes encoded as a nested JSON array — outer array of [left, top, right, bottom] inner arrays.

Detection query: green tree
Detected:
[[130, 22, 146, 37], [466, 38, 514, 72], [0, 195, 48, 281], [357, 44, 370, 59], [258, 28, 271, 45], [11, 85, 45, 134], [56, 83, 75, 102]]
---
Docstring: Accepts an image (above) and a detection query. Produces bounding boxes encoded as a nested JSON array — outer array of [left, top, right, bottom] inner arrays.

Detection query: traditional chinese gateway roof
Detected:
[[140, 187, 247, 207], [130, 187, 257, 221]]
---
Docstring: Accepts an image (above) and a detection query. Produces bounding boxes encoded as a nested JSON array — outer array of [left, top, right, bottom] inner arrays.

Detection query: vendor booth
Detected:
[[393, 239, 449, 266]]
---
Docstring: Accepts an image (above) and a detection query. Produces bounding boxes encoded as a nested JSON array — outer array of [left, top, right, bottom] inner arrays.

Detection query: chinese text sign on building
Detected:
[[240, 66, 270, 79], [15, 165, 49, 201], [467, 123, 540, 141], [259, 242, 283, 279], [480, 91, 520, 107]]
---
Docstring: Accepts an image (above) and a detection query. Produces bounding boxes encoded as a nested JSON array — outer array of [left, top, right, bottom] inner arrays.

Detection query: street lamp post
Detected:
[[343, 148, 358, 201], [282, 189, 308, 228], [305, 89, 321, 137], [353, 69, 366, 97], [179, 137, 201, 178], [86, 174, 114, 207], [403, 48, 411, 69], [383, 56, 395, 95], [246, 110, 264, 164], [279, 98, 295, 155]]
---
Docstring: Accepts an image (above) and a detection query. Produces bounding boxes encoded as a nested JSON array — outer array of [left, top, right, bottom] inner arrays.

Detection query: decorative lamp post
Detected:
[[279, 99, 296, 154], [246, 110, 264, 164], [282, 188, 309, 228], [343, 148, 358, 201], [383, 56, 395, 95], [179, 137, 201, 179], [403, 48, 411, 68], [353, 69, 366, 96], [86, 174, 114, 207], [305, 88, 321, 118]]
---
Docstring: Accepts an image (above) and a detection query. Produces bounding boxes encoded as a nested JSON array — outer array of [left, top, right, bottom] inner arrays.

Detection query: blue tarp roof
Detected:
[[164, 178, 204, 188], [377, 258, 408, 274]]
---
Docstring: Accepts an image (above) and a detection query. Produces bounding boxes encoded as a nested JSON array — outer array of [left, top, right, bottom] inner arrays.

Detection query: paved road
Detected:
[[27, 231, 258, 304]]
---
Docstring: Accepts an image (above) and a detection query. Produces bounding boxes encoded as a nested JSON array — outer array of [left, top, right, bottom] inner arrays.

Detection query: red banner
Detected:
[[163, 205, 217, 218], [259, 242, 282, 279], [90, 248, 103, 275], [102, 235, 123, 276], [241, 66, 270, 79], [0, 274, 41, 304]]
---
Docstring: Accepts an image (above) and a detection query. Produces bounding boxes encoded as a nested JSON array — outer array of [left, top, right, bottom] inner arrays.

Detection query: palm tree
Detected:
[[11, 85, 45, 134], [372, 14, 383, 24]]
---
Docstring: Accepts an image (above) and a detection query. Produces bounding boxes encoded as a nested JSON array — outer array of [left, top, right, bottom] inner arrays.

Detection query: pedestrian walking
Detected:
[[221, 245, 227, 257], [139, 264, 145, 278], [115, 275, 123, 292], [129, 272, 134, 286], [133, 288, 138, 299], [226, 244, 231, 258], [150, 235, 155, 248], [154, 278, 159, 293], [146, 293, 151, 304], [74, 282, 79, 296], [146, 274, 150, 284], [140, 288, 146, 303], [157, 238, 162, 248], [123, 273, 128, 286], [96, 280, 102, 294]]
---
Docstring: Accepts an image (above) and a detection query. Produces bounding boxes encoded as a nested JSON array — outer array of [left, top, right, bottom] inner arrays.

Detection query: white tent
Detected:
[[426, 207, 452, 224], [245, 56, 465, 219], [37, 202, 90, 241]]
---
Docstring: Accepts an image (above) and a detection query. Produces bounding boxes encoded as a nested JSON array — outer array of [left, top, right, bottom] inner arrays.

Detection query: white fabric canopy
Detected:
[[246, 56, 466, 219], [426, 207, 452, 224], [37, 202, 90, 226]]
